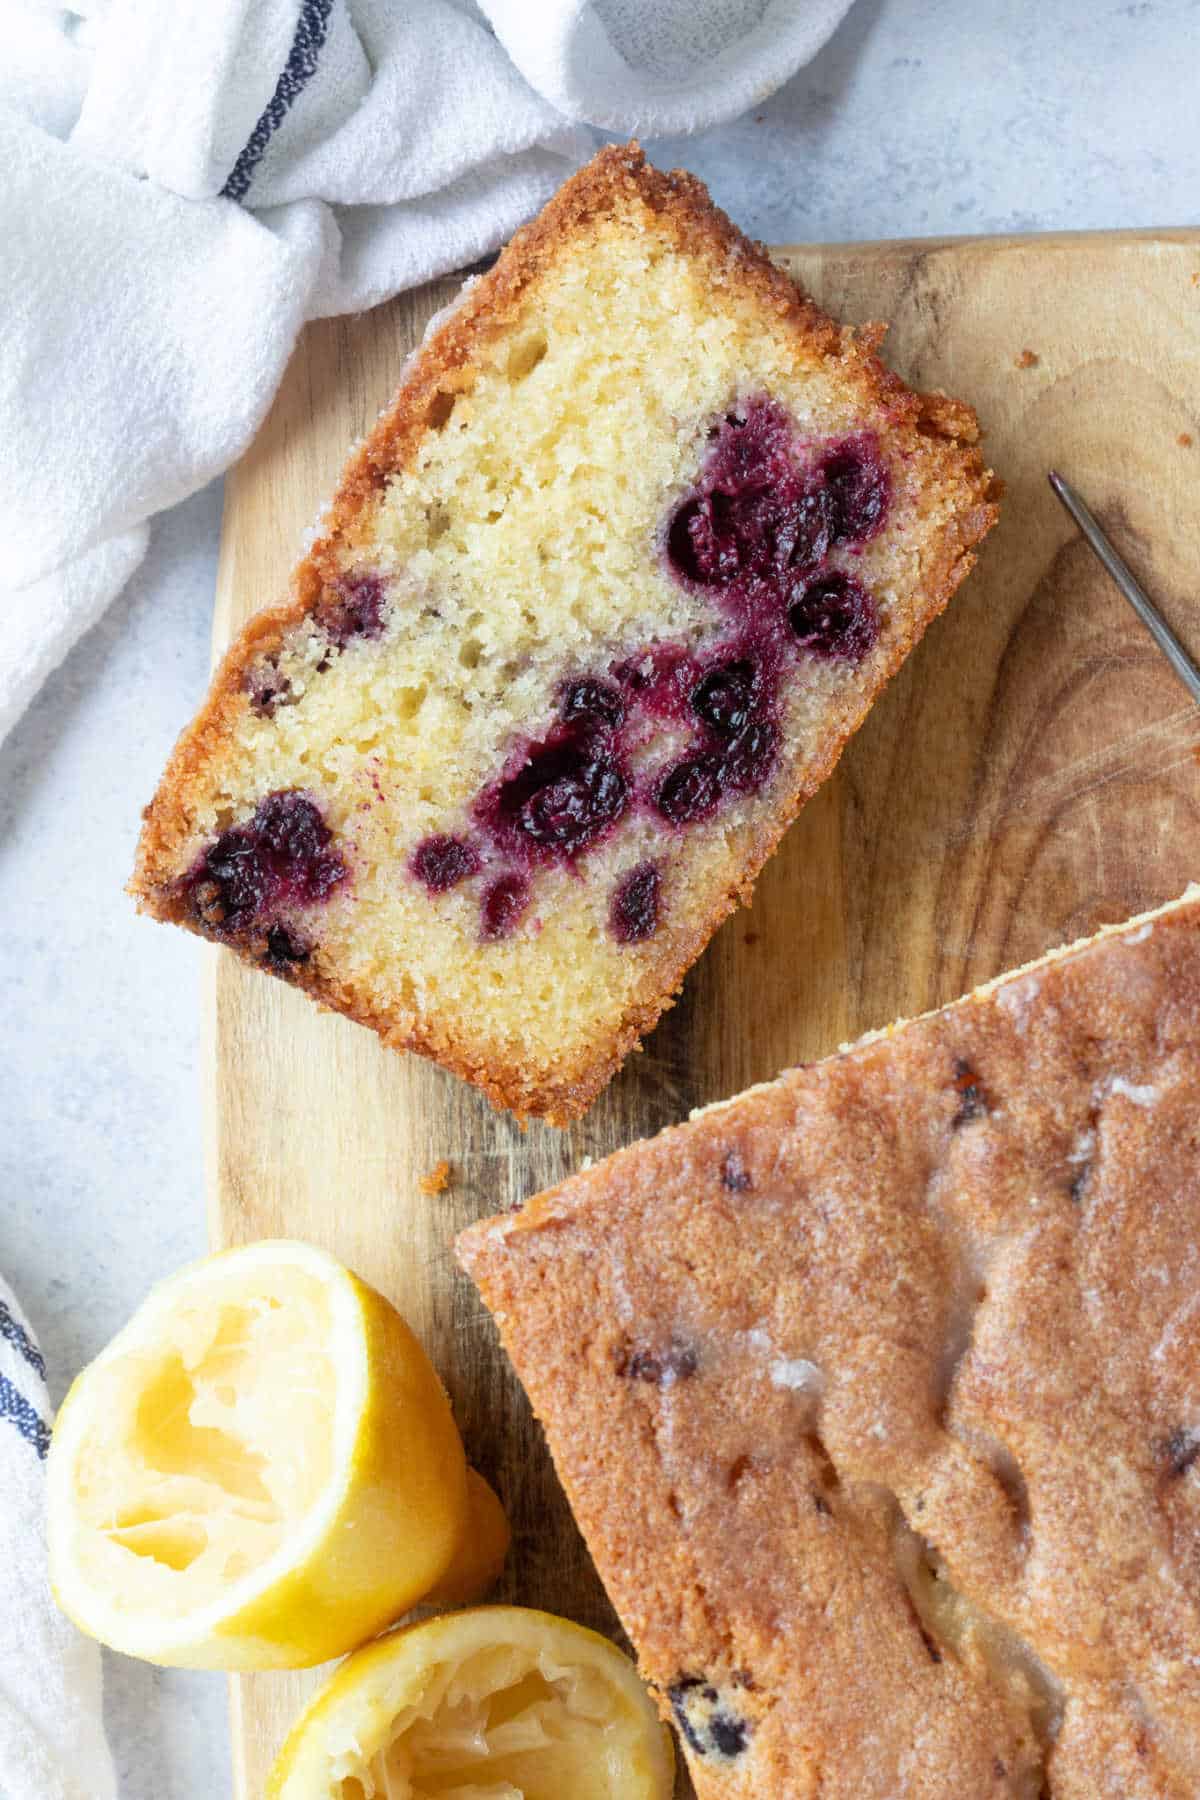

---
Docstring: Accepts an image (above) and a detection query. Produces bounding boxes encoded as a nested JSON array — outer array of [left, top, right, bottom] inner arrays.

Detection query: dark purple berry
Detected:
[[668, 1682, 710, 1757], [775, 484, 833, 575], [691, 660, 756, 736], [666, 403, 801, 587], [245, 659, 292, 717], [186, 790, 345, 933], [667, 1679, 752, 1762], [719, 718, 779, 794], [670, 485, 792, 587], [668, 494, 741, 585], [411, 834, 480, 893], [561, 678, 626, 732], [788, 571, 879, 662], [820, 438, 890, 544], [655, 754, 722, 825], [617, 1340, 698, 1385], [951, 1058, 989, 1128], [318, 575, 388, 648], [264, 924, 308, 969], [499, 745, 629, 856], [610, 863, 661, 943], [255, 792, 336, 876], [711, 401, 793, 490], [720, 1150, 752, 1192], [1164, 1429, 1200, 1478], [481, 872, 529, 941], [710, 1715, 750, 1758]]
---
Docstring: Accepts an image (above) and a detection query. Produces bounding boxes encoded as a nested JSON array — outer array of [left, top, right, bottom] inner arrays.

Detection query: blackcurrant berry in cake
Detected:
[[667, 494, 736, 586], [788, 571, 879, 662], [655, 754, 722, 825], [775, 484, 833, 575], [560, 677, 626, 732], [667, 1679, 752, 1762], [185, 790, 345, 932], [264, 923, 309, 969], [317, 574, 388, 648], [496, 744, 630, 856], [691, 659, 757, 736], [820, 436, 890, 544], [480, 872, 530, 941], [710, 1713, 750, 1758], [610, 862, 661, 943], [245, 659, 293, 717], [719, 718, 779, 793], [411, 834, 481, 893], [710, 401, 794, 497], [720, 1149, 753, 1192], [667, 1682, 712, 1757], [616, 1339, 698, 1385], [254, 793, 343, 890], [1163, 1429, 1200, 1478], [667, 403, 797, 587], [951, 1057, 989, 1128]]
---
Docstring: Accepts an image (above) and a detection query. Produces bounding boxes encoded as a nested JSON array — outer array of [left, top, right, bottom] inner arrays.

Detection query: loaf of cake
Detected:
[[459, 890, 1200, 1796], [132, 144, 998, 1124]]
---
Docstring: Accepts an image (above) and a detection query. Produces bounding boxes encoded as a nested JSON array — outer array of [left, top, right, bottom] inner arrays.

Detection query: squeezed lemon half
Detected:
[[268, 1605, 675, 1800], [47, 1240, 470, 1669]]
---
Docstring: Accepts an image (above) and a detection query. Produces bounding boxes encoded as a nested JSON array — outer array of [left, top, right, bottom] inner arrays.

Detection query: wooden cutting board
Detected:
[[208, 229, 1200, 1797]]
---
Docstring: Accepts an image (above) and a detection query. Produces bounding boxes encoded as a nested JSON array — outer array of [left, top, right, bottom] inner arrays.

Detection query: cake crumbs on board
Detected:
[[419, 1159, 453, 1196]]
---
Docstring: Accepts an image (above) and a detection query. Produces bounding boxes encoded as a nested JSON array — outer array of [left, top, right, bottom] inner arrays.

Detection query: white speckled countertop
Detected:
[[1, 1, 1195, 1793]]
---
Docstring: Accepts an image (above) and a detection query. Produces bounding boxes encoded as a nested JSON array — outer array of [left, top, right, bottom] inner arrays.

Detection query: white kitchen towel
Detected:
[[0, 1277, 117, 1800], [0, 0, 856, 750]]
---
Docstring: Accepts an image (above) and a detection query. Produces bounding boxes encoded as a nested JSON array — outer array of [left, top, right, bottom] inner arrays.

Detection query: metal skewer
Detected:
[[1048, 469, 1200, 706]]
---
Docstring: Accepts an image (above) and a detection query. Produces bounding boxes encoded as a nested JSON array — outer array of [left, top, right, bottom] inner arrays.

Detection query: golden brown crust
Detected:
[[459, 889, 1200, 1795], [131, 144, 999, 1125]]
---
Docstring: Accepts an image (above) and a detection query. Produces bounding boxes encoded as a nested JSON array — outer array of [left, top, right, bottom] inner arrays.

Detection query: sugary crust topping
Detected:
[[459, 891, 1200, 1793], [130, 145, 999, 1124]]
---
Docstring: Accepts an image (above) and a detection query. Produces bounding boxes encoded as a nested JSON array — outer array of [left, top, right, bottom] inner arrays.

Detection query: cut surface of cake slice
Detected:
[[132, 144, 998, 1124], [459, 890, 1200, 1796]]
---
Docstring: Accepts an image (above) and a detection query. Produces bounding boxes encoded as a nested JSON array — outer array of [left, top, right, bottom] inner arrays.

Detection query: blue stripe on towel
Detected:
[[0, 1371, 50, 1460], [222, 0, 334, 203], [0, 1298, 46, 1379]]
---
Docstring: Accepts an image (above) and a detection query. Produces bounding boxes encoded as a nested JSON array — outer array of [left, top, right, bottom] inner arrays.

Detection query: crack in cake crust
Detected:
[[460, 890, 1200, 1794]]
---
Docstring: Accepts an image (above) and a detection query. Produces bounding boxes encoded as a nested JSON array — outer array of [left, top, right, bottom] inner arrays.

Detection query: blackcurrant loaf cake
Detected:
[[132, 144, 998, 1124], [459, 889, 1200, 1797]]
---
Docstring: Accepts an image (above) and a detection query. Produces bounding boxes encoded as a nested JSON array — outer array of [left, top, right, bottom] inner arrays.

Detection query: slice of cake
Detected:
[[459, 890, 1200, 1796], [132, 144, 998, 1124]]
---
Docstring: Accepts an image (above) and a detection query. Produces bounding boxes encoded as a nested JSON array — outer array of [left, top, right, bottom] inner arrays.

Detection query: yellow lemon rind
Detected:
[[47, 1241, 469, 1670]]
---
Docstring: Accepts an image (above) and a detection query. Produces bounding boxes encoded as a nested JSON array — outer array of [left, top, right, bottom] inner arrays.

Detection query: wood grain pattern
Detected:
[[207, 231, 1200, 1797]]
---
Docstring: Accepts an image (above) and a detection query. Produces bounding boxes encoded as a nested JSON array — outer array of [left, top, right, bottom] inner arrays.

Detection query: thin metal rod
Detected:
[[1048, 469, 1200, 707]]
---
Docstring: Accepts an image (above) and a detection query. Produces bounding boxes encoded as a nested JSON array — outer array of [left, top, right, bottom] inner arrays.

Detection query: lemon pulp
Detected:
[[49, 1240, 470, 1668], [340, 1647, 626, 1798], [73, 1267, 335, 1615], [271, 1607, 674, 1800]]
